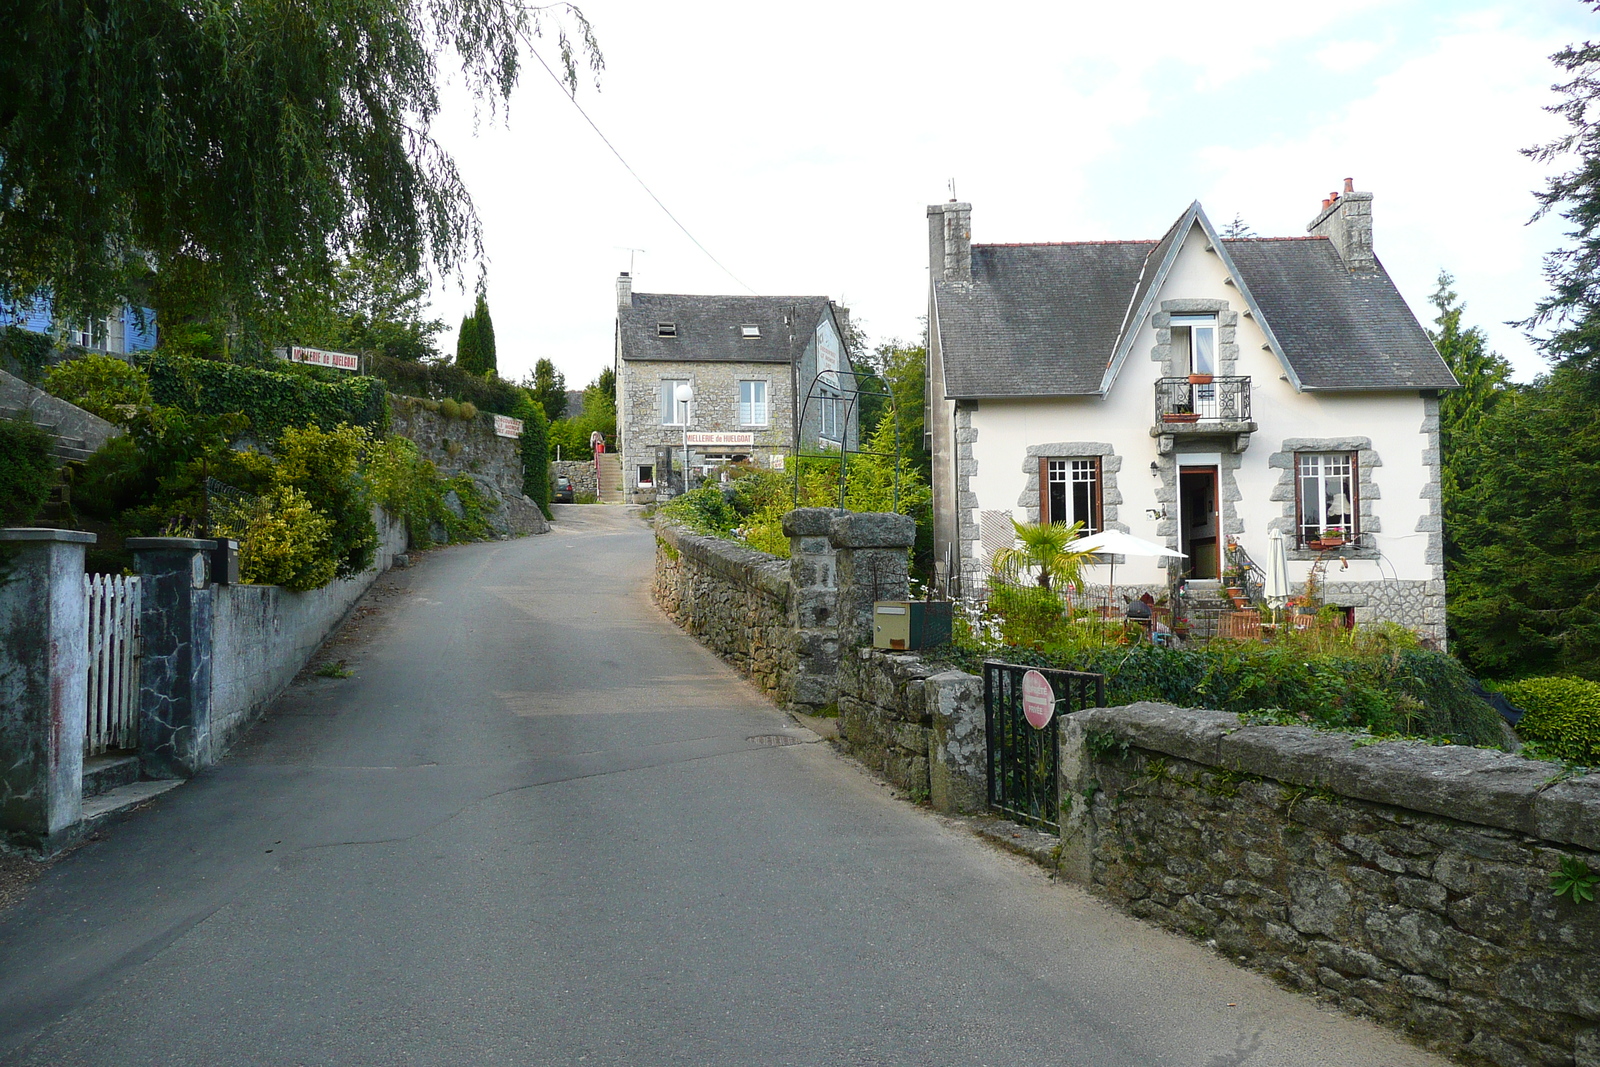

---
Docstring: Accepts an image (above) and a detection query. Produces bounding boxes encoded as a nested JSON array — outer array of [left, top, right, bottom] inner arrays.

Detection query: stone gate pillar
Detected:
[[784, 508, 841, 713], [0, 528, 95, 851], [129, 538, 215, 779], [828, 512, 916, 649]]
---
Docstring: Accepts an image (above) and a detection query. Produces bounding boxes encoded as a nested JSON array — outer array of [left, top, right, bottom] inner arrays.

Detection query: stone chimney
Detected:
[[1306, 177, 1374, 272], [927, 201, 973, 283], [616, 271, 633, 312]]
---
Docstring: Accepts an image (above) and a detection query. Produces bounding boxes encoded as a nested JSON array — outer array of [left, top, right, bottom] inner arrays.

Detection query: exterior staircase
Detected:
[[596, 453, 624, 503]]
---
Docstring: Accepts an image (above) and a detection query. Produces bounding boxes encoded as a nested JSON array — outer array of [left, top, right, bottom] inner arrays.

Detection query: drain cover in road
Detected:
[[747, 734, 804, 747]]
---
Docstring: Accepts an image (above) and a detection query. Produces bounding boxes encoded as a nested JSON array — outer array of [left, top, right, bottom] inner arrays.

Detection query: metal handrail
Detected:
[[1154, 376, 1251, 423]]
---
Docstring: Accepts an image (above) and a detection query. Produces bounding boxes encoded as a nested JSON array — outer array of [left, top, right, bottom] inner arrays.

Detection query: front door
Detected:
[[1179, 466, 1219, 579]]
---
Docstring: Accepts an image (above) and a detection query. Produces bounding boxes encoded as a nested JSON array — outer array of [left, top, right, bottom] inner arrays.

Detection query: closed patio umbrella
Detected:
[[1264, 529, 1291, 607]]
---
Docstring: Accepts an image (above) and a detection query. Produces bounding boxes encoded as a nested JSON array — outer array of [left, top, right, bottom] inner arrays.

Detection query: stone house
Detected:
[[613, 274, 859, 502], [926, 181, 1459, 640]]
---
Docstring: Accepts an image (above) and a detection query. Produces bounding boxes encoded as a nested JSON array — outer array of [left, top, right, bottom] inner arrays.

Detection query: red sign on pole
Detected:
[[1021, 669, 1055, 730]]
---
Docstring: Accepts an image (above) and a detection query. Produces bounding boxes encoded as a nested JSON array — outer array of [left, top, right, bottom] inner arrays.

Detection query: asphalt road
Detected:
[[0, 505, 1446, 1066]]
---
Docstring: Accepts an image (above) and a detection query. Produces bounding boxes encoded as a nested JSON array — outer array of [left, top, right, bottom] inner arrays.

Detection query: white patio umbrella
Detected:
[[1073, 529, 1186, 610], [1264, 529, 1291, 607]]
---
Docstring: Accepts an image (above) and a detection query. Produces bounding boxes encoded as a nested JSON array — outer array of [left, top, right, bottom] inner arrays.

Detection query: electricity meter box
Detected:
[[872, 601, 953, 651]]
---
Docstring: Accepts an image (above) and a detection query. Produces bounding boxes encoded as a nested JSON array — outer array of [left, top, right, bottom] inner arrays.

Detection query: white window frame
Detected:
[[738, 379, 769, 426], [660, 379, 691, 426], [1043, 457, 1102, 533], [1296, 452, 1358, 544], [818, 386, 842, 443], [1170, 314, 1218, 378]]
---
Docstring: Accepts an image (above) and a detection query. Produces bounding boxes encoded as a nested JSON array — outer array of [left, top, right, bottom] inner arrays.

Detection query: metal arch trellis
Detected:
[[792, 369, 900, 512]]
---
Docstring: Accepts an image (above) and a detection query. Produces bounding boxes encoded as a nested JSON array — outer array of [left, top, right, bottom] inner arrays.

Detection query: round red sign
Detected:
[[1021, 670, 1055, 730]]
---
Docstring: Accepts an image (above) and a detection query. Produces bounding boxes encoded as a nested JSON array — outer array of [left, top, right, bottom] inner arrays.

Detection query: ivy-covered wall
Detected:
[[146, 355, 388, 442]]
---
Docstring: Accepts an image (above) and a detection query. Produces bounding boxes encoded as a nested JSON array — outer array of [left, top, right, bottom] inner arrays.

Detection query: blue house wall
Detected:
[[0, 295, 157, 353]]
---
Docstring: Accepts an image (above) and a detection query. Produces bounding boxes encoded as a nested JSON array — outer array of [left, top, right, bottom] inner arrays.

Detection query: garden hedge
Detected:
[[366, 353, 524, 415], [146, 355, 387, 441], [1499, 676, 1600, 764]]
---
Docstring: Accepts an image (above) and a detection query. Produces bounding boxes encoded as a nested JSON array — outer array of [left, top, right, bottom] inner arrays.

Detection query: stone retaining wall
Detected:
[[836, 648, 986, 813], [653, 521, 795, 703], [1060, 703, 1600, 1067], [388, 395, 549, 536], [552, 459, 598, 499]]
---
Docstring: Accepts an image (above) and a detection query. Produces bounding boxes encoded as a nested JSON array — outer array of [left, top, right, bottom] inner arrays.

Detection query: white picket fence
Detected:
[[84, 573, 141, 755]]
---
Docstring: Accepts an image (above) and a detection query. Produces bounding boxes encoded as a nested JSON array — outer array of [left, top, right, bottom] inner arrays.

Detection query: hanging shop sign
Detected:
[[684, 432, 754, 447], [493, 415, 523, 439], [283, 346, 360, 371]]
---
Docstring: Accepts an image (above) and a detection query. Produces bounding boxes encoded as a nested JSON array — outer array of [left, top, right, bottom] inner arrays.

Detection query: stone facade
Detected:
[[1059, 703, 1600, 1067], [387, 395, 549, 536], [620, 357, 795, 500], [551, 459, 598, 500]]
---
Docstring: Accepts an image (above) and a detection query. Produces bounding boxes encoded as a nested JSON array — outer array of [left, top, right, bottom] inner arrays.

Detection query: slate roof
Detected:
[[619, 293, 832, 364], [935, 205, 1458, 397]]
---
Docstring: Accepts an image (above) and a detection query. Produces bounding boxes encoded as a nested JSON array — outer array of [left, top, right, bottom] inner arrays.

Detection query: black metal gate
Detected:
[[983, 661, 1105, 831]]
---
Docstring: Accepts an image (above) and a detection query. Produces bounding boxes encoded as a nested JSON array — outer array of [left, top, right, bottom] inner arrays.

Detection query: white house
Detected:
[[925, 181, 1459, 641]]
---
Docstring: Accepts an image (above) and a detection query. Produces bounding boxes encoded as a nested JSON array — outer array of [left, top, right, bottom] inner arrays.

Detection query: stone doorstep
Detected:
[[82, 753, 140, 798], [80, 779, 183, 824]]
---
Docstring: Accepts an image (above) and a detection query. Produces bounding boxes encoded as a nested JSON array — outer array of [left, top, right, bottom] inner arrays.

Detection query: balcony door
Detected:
[[1179, 465, 1219, 580]]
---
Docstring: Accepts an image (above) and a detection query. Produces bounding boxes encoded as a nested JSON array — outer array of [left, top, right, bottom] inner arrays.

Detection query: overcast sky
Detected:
[[427, 0, 1595, 389]]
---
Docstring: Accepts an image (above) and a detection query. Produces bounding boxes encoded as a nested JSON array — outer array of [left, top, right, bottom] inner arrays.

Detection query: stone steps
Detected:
[[82, 753, 141, 798], [596, 453, 624, 503]]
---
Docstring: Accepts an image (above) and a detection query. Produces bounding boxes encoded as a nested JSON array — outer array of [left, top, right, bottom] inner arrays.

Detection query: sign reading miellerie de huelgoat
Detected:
[[684, 432, 754, 447], [274, 346, 360, 371]]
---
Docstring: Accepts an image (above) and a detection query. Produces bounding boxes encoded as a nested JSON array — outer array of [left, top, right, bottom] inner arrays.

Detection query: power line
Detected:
[[528, 49, 759, 295]]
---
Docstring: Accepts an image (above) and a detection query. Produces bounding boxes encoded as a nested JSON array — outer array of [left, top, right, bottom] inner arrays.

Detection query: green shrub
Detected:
[[661, 484, 738, 535], [0, 418, 56, 524], [275, 424, 376, 579], [439, 398, 461, 420], [42, 354, 152, 423], [145, 355, 388, 441], [223, 484, 338, 591], [365, 352, 524, 415], [458, 401, 478, 420], [364, 434, 499, 547], [1501, 677, 1600, 764]]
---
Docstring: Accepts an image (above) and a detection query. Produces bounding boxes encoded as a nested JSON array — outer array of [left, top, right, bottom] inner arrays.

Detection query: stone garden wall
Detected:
[[653, 521, 796, 704], [388, 395, 549, 536], [836, 648, 987, 813], [1059, 703, 1600, 1067], [551, 459, 598, 500]]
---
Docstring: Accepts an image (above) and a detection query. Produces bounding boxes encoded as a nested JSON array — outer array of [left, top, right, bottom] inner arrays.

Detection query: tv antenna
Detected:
[[947, 177, 958, 201], [615, 246, 646, 274]]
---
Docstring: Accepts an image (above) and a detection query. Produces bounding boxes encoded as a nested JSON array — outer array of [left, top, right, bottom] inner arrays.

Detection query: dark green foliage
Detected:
[[512, 393, 551, 516], [0, 327, 53, 383], [547, 368, 615, 459], [1448, 368, 1600, 679], [931, 641, 1504, 747], [0, 419, 57, 524], [473, 293, 496, 376], [661, 484, 738, 535], [531, 358, 567, 422], [456, 312, 480, 373], [290, 253, 445, 363], [274, 424, 376, 580], [146, 355, 388, 442], [0, 1, 601, 328], [1499, 676, 1600, 764], [367, 353, 523, 415]]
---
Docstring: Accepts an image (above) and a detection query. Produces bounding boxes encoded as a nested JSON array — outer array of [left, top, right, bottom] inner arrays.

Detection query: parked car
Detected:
[[553, 475, 575, 503]]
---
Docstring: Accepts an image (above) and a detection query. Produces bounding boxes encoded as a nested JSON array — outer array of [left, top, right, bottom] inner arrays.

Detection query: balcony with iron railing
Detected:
[[1151, 376, 1255, 451]]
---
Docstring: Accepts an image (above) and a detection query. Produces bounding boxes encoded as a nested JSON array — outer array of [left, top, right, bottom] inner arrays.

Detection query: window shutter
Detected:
[[1038, 457, 1050, 523], [1092, 457, 1105, 534]]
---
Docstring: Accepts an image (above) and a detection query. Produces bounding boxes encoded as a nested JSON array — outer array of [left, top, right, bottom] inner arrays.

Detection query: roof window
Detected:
[[739, 324, 761, 339], [657, 322, 677, 338]]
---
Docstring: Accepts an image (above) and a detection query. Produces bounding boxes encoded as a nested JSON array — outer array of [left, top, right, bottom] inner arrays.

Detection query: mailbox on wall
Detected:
[[872, 601, 953, 651]]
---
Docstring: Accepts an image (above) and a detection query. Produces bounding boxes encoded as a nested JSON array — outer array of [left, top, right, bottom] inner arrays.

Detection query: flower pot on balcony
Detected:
[[1162, 412, 1202, 423], [1307, 537, 1346, 550], [1188, 373, 1213, 385]]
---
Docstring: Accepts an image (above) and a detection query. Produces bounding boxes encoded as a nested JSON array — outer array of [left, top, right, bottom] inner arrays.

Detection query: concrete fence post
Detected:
[[827, 512, 916, 650], [783, 508, 841, 713], [128, 538, 216, 779], [0, 529, 95, 851]]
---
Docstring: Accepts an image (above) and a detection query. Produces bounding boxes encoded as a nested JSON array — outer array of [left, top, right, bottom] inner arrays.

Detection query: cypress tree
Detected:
[[455, 311, 480, 373], [474, 293, 497, 376]]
